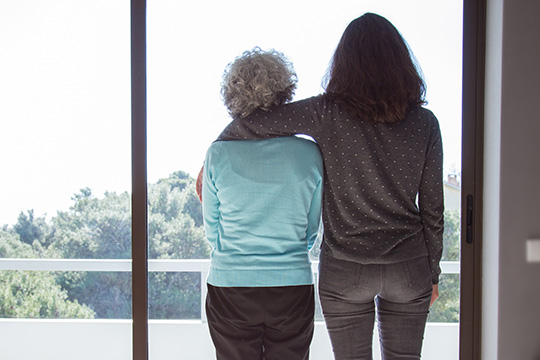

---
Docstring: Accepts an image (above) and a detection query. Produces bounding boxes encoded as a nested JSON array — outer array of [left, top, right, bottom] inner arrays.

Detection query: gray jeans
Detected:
[[318, 247, 432, 360]]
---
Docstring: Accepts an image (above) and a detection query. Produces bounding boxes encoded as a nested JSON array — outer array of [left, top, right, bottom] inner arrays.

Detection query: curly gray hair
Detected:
[[221, 48, 298, 119]]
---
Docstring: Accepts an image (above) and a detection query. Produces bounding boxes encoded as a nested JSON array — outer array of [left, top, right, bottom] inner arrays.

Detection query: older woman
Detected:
[[202, 48, 323, 360], [211, 14, 444, 360]]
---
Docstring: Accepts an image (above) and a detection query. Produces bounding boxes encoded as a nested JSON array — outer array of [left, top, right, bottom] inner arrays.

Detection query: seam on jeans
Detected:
[[405, 258, 432, 293], [403, 261, 413, 288]]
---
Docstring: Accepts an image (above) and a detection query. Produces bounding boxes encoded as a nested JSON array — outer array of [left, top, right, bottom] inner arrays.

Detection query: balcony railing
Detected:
[[0, 259, 459, 360]]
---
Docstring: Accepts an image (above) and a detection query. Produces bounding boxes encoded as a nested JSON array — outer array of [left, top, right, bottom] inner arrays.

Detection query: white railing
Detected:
[[0, 258, 459, 322], [0, 258, 460, 274], [0, 258, 460, 273], [0, 259, 460, 360]]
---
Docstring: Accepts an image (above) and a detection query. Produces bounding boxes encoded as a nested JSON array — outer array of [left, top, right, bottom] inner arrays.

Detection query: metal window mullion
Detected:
[[131, 0, 148, 359]]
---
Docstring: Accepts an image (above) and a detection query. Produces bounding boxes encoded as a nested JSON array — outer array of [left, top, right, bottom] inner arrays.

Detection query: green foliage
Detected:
[[428, 274, 460, 322], [51, 188, 132, 259], [0, 229, 37, 259], [13, 210, 53, 247], [1, 171, 209, 319], [11, 210, 56, 258], [442, 209, 460, 261], [158, 170, 191, 191], [0, 173, 462, 322], [149, 272, 201, 319], [57, 271, 132, 319], [0, 271, 95, 318], [151, 171, 204, 228], [147, 174, 209, 318], [45, 173, 209, 319], [0, 230, 94, 318], [428, 209, 461, 322], [148, 173, 209, 260]]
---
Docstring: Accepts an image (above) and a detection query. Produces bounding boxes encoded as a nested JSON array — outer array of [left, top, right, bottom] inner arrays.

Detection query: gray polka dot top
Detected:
[[217, 95, 444, 284]]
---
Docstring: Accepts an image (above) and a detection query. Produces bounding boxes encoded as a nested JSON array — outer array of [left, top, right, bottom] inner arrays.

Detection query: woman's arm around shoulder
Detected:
[[217, 95, 329, 141]]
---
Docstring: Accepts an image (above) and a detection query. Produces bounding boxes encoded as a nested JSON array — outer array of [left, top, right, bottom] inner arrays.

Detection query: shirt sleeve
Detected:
[[418, 115, 445, 284], [306, 176, 323, 250], [202, 144, 221, 250], [217, 96, 326, 141]]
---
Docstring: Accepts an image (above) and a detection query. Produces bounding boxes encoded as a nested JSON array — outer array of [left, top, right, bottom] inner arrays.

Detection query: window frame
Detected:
[[131, 0, 148, 359], [460, 0, 486, 359], [129, 0, 487, 358]]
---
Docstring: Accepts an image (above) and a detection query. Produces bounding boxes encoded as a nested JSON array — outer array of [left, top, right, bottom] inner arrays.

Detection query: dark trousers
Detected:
[[206, 284, 315, 360], [319, 247, 433, 360]]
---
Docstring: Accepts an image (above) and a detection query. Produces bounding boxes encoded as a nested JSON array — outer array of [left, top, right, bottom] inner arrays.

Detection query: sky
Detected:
[[0, 0, 462, 226]]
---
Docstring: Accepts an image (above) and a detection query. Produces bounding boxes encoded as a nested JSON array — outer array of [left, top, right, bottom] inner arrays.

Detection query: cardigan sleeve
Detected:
[[306, 176, 323, 250], [418, 115, 445, 284], [202, 144, 221, 251]]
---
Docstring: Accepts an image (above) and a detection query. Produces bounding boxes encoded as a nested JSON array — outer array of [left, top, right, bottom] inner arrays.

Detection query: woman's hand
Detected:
[[196, 166, 204, 202], [430, 284, 439, 307]]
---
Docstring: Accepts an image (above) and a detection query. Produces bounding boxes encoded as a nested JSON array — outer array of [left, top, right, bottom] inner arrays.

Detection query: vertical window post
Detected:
[[131, 0, 148, 359]]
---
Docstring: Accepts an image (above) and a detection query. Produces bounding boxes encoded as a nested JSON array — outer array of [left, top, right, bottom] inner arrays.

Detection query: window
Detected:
[[1, 0, 484, 359], [0, 1, 132, 358], [145, 1, 463, 358]]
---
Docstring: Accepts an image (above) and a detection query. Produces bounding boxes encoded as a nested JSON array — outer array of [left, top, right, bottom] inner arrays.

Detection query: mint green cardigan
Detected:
[[202, 137, 323, 287]]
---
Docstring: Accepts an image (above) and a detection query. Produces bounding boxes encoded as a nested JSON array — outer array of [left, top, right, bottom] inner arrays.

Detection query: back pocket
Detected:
[[402, 257, 432, 293], [319, 251, 361, 295]]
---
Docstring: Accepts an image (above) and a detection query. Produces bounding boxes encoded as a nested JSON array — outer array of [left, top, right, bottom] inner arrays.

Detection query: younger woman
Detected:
[[214, 13, 444, 360]]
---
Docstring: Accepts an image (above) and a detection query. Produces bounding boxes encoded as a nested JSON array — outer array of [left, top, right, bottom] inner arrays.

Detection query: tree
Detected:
[[46, 173, 210, 319], [1, 171, 211, 320], [148, 272, 202, 319], [0, 270, 95, 318], [3, 172, 467, 322], [13, 210, 50, 245], [441, 209, 460, 261], [428, 209, 461, 322], [51, 188, 131, 259], [49, 188, 133, 318], [12, 210, 55, 257], [0, 229, 95, 318], [0, 271, 94, 319], [152, 170, 204, 228], [427, 273, 460, 323], [148, 173, 210, 319], [55, 270, 132, 319], [0, 229, 36, 259]]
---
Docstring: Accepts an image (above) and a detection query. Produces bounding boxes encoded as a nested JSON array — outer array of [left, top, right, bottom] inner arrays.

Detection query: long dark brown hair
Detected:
[[324, 13, 426, 123]]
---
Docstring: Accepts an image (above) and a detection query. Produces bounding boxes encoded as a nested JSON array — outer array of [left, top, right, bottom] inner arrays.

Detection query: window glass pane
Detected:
[[149, 272, 202, 319], [0, 0, 132, 359], [428, 274, 460, 323], [147, 1, 462, 359]]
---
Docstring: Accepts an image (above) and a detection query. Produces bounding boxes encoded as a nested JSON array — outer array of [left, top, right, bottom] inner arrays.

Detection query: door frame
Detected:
[[460, 0, 486, 359], [130, 1, 488, 359]]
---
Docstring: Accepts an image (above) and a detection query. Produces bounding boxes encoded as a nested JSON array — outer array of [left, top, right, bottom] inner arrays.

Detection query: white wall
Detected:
[[482, 0, 503, 358], [443, 184, 461, 212], [484, 0, 540, 358], [0, 320, 458, 360]]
